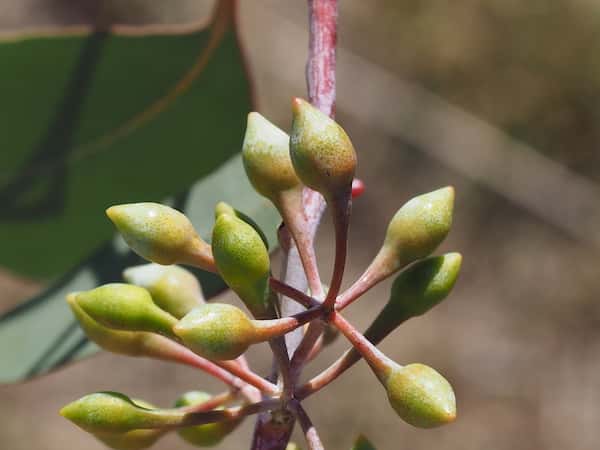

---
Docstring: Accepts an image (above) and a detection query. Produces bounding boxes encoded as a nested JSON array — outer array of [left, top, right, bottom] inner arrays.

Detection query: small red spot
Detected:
[[351, 178, 365, 199]]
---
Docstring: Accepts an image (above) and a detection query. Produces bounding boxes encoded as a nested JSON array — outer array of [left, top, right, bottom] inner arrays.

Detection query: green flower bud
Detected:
[[67, 293, 150, 356], [214, 202, 270, 250], [173, 303, 316, 361], [94, 399, 165, 450], [242, 112, 301, 200], [290, 97, 357, 199], [385, 363, 456, 428], [286, 444, 302, 450], [175, 391, 241, 447], [60, 392, 180, 434], [106, 203, 213, 269], [351, 434, 376, 450], [212, 213, 275, 318], [123, 264, 204, 319], [173, 304, 256, 361], [73, 284, 177, 338], [364, 253, 462, 344], [380, 187, 454, 270]]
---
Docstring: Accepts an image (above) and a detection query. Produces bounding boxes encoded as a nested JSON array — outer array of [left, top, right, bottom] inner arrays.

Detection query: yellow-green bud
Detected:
[[73, 284, 177, 338], [242, 112, 301, 200], [380, 187, 454, 271], [94, 399, 165, 450], [123, 264, 204, 319], [214, 202, 270, 250], [351, 435, 376, 450], [67, 293, 151, 356], [286, 444, 302, 450], [106, 203, 212, 268], [173, 304, 256, 361], [290, 97, 357, 199], [364, 253, 462, 344], [175, 391, 241, 447], [385, 363, 456, 428], [60, 392, 179, 434], [212, 213, 275, 318]]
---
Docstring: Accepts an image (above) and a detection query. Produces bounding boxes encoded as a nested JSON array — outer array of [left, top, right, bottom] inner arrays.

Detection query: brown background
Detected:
[[1, 1, 600, 449]]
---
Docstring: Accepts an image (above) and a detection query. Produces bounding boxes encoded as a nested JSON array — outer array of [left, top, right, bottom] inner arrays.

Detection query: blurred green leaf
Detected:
[[0, 154, 280, 383], [351, 435, 377, 450], [0, 1, 249, 279]]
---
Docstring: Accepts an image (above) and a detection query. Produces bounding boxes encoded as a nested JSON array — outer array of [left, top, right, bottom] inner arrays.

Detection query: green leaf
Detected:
[[351, 435, 377, 450], [0, 154, 280, 383], [0, 1, 249, 279]]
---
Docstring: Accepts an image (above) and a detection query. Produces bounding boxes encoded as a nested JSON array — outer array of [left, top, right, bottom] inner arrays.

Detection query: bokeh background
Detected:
[[1, 1, 600, 449]]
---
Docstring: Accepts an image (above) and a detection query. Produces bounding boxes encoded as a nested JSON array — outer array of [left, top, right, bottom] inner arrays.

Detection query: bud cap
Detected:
[[242, 112, 301, 200], [382, 187, 454, 270], [73, 283, 177, 337], [107, 202, 206, 266], [60, 392, 173, 434], [173, 303, 256, 360], [385, 363, 456, 428], [212, 213, 274, 318], [290, 98, 357, 198]]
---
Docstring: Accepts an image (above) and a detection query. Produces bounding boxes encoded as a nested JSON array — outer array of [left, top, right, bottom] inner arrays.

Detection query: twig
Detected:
[[270, 278, 320, 309], [292, 401, 325, 450]]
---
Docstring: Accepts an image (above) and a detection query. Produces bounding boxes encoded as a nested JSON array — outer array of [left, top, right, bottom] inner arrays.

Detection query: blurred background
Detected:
[[1, 1, 600, 449]]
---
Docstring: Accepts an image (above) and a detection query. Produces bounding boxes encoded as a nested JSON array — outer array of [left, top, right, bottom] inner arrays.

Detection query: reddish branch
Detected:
[[251, 1, 338, 449]]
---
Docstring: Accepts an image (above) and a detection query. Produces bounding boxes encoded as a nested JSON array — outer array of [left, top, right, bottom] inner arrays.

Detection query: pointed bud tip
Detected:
[[291, 97, 305, 112], [105, 205, 121, 223], [215, 202, 235, 219]]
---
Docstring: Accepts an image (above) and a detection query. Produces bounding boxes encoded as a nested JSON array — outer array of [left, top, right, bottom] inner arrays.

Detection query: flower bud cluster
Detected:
[[61, 96, 463, 449]]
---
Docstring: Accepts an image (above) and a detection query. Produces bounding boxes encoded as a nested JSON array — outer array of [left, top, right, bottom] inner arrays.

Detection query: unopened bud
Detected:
[[290, 97, 357, 200], [242, 112, 301, 200], [123, 264, 204, 319], [385, 363, 456, 428], [173, 304, 256, 360], [384, 187, 454, 265], [72, 284, 177, 338], [212, 214, 275, 318], [214, 202, 270, 250], [106, 203, 213, 270], [60, 392, 179, 434]]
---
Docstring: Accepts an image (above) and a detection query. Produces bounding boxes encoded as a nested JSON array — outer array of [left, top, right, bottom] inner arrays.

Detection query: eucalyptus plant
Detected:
[[60, 1, 463, 449]]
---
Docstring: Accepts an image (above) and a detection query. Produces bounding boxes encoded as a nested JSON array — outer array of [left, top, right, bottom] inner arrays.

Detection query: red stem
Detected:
[[307, 0, 338, 117], [251, 1, 338, 448], [270, 278, 320, 309], [329, 312, 392, 380]]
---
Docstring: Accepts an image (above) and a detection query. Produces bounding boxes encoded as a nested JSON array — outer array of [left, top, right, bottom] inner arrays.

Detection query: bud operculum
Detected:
[[60, 392, 181, 434], [212, 213, 275, 319], [289, 97, 357, 199], [73, 284, 178, 338], [384, 363, 456, 428], [173, 304, 256, 360], [214, 202, 270, 250], [242, 112, 302, 201], [106, 203, 213, 271]]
